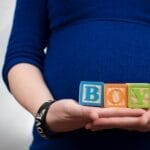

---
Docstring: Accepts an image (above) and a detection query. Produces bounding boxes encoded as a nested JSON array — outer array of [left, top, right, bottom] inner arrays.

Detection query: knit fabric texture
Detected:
[[2, 0, 150, 149]]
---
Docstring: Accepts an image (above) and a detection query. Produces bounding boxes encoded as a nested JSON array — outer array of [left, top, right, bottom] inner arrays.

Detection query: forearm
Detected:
[[8, 63, 54, 117]]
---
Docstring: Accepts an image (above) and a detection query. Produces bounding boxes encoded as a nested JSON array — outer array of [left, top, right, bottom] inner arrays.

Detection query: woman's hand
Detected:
[[121, 109, 150, 132], [46, 99, 145, 133], [46, 99, 99, 133], [85, 108, 146, 132]]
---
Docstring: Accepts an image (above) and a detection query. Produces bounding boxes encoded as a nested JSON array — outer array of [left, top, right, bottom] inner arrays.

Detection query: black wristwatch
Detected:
[[35, 100, 57, 139]]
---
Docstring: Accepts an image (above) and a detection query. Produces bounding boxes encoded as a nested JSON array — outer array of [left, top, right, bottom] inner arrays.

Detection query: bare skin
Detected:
[[8, 63, 148, 133], [86, 109, 150, 132]]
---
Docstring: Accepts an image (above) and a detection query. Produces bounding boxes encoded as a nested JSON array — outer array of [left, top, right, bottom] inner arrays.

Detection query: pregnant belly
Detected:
[[43, 20, 150, 100]]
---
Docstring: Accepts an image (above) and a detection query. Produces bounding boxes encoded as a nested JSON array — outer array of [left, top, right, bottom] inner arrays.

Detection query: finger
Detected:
[[88, 117, 141, 130], [131, 112, 150, 132], [118, 111, 150, 132], [85, 125, 114, 131], [82, 107, 145, 124], [97, 108, 145, 118]]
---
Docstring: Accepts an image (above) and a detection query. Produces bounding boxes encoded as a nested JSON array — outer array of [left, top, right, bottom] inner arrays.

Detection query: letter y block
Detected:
[[128, 83, 150, 108], [79, 81, 104, 107]]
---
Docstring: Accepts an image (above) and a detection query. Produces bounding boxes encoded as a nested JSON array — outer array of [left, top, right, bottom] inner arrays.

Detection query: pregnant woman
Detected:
[[2, 0, 150, 149]]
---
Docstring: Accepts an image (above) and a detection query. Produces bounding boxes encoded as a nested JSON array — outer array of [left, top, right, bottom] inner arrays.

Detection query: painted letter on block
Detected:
[[128, 84, 150, 108], [79, 81, 104, 107], [104, 84, 128, 108]]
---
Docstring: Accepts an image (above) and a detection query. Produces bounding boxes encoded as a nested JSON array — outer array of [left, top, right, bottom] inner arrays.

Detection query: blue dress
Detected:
[[2, 0, 150, 149]]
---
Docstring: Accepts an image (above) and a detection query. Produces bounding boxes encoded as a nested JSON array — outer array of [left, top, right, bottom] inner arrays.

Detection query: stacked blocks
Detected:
[[79, 81, 150, 108]]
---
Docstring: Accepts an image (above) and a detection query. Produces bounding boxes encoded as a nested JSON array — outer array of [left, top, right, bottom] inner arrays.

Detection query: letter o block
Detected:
[[79, 81, 104, 107], [104, 84, 128, 108], [128, 84, 150, 108]]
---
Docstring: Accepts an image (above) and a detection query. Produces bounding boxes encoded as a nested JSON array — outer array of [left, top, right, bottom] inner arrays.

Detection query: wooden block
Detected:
[[79, 81, 104, 107], [128, 83, 150, 108], [104, 84, 128, 108]]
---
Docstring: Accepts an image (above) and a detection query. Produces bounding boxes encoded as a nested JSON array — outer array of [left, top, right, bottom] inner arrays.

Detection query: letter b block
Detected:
[[79, 81, 104, 107], [104, 84, 128, 108], [128, 84, 150, 108]]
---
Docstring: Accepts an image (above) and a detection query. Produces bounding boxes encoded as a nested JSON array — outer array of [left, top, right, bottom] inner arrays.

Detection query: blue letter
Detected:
[[84, 86, 99, 101]]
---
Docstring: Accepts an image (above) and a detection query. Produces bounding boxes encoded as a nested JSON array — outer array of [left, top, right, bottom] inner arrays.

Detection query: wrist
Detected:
[[35, 100, 57, 139], [31, 97, 55, 117]]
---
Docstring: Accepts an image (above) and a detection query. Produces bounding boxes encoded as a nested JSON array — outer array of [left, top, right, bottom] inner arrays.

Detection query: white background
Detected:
[[0, 1, 34, 149]]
